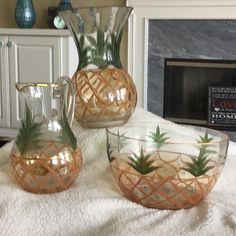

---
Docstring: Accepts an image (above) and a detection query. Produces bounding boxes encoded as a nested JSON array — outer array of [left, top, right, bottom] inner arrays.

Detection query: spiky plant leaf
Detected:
[[128, 147, 159, 175], [97, 28, 105, 54], [15, 102, 42, 156], [182, 132, 215, 177], [79, 34, 85, 49], [105, 33, 121, 68], [106, 142, 114, 162], [110, 33, 122, 68], [86, 35, 97, 48], [117, 130, 127, 152], [58, 108, 77, 150], [106, 129, 115, 162], [197, 132, 214, 144], [149, 126, 169, 148]]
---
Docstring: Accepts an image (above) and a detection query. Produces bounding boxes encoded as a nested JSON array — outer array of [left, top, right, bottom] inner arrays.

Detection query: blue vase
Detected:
[[15, 0, 36, 28], [58, 0, 73, 11]]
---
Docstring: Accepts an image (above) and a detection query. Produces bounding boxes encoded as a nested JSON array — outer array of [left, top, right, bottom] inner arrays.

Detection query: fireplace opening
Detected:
[[163, 58, 236, 130]]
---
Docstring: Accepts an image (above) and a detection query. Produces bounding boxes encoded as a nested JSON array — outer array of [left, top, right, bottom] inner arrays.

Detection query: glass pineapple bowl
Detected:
[[106, 123, 229, 209]]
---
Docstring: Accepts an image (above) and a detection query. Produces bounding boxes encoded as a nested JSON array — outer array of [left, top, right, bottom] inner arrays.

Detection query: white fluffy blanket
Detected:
[[0, 108, 236, 236]]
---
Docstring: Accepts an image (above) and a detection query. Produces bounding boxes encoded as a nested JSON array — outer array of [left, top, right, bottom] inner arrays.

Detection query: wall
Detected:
[[0, 0, 128, 67]]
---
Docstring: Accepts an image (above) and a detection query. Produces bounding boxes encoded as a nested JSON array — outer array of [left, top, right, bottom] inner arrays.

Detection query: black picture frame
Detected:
[[208, 86, 236, 127]]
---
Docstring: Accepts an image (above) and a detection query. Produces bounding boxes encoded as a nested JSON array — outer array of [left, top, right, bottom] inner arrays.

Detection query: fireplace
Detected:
[[127, 0, 236, 140], [163, 58, 236, 129]]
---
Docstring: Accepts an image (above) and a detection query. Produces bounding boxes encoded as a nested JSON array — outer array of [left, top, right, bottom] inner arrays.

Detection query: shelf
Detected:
[[0, 28, 71, 37]]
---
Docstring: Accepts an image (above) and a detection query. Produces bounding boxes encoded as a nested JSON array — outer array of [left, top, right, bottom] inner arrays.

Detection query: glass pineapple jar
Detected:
[[107, 123, 229, 209], [59, 7, 137, 128], [10, 77, 83, 194]]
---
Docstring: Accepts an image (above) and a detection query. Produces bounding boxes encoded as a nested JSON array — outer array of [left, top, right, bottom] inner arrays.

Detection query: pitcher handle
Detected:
[[56, 76, 76, 126]]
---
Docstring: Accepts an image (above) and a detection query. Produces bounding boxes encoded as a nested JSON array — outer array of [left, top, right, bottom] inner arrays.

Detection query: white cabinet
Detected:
[[0, 29, 78, 138], [0, 36, 9, 129]]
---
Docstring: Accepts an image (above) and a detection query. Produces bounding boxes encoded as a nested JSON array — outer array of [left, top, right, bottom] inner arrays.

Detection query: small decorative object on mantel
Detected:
[[10, 77, 83, 194], [59, 7, 137, 128], [57, 0, 73, 11], [15, 0, 36, 28], [107, 123, 229, 209], [48, 0, 73, 29]]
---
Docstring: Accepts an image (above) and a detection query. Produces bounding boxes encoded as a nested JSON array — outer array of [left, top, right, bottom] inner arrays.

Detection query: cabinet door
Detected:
[[9, 36, 62, 128], [0, 36, 10, 128]]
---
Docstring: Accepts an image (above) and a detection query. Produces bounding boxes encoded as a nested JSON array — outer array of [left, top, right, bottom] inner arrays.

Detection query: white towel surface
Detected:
[[0, 108, 236, 236]]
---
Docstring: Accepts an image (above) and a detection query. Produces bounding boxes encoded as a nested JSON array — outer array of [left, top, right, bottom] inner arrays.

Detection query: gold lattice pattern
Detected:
[[11, 141, 83, 194], [110, 151, 221, 209], [72, 68, 137, 127]]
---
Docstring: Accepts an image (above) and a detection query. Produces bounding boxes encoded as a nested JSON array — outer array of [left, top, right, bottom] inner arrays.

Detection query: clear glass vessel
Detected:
[[59, 7, 137, 128], [11, 77, 83, 194], [15, 0, 36, 28], [106, 123, 229, 209]]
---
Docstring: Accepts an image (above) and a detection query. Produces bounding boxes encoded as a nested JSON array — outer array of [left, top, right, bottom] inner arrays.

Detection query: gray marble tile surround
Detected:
[[148, 20, 236, 140]]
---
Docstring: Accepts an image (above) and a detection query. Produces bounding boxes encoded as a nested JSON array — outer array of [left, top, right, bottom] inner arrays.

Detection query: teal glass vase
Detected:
[[15, 0, 36, 28], [58, 0, 73, 11]]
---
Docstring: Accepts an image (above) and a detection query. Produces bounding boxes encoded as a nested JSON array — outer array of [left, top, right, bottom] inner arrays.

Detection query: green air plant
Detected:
[[58, 107, 77, 150], [150, 126, 169, 148], [182, 132, 216, 177], [15, 102, 42, 156], [128, 147, 159, 175]]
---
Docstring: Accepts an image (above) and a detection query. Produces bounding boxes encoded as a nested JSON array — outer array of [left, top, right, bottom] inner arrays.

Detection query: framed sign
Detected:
[[208, 86, 236, 126]]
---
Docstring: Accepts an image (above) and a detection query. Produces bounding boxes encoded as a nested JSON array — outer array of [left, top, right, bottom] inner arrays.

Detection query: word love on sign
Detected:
[[212, 99, 236, 109], [208, 86, 236, 126]]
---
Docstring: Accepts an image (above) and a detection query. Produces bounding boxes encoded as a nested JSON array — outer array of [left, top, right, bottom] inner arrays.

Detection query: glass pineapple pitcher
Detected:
[[10, 77, 83, 194]]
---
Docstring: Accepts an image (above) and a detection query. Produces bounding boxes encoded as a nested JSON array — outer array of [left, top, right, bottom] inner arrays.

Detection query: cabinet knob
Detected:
[[7, 41, 12, 47]]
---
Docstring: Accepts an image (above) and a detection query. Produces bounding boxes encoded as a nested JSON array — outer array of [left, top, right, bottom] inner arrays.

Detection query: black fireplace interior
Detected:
[[163, 58, 236, 128]]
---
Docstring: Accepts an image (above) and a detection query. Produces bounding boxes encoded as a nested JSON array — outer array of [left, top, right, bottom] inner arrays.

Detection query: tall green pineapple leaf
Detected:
[[78, 28, 122, 69], [106, 33, 122, 68], [86, 35, 97, 48], [128, 147, 159, 175], [117, 130, 127, 152], [150, 126, 169, 148], [58, 107, 77, 150], [78, 34, 85, 63], [78, 34, 85, 50], [78, 34, 95, 69], [15, 102, 42, 156], [106, 129, 126, 162], [111, 33, 122, 68], [95, 28, 107, 68], [97, 28, 105, 55], [106, 130, 115, 162], [107, 142, 114, 162], [182, 132, 216, 177], [78, 34, 88, 69]]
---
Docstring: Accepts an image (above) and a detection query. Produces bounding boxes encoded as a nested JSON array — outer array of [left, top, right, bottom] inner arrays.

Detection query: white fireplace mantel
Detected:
[[126, 0, 236, 108]]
